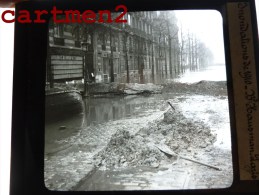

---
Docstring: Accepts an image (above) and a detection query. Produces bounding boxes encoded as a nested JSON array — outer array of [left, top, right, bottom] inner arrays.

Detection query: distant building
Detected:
[[46, 11, 180, 87]]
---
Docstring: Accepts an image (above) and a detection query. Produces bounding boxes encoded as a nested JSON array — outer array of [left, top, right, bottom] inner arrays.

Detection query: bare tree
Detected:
[[178, 23, 186, 74], [197, 42, 214, 69], [152, 11, 179, 81], [183, 29, 214, 72]]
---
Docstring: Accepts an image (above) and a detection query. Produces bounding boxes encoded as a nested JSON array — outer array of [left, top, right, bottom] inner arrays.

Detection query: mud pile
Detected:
[[162, 80, 227, 96], [95, 129, 164, 168], [46, 80, 225, 96], [95, 108, 216, 169], [87, 83, 163, 95], [162, 110, 216, 152], [46, 82, 163, 96]]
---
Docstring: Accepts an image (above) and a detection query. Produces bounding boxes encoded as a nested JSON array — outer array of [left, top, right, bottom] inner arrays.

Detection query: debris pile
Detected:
[[95, 108, 216, 169], [163, 110, 217, 152], [87, 83, 163, 95], [162, 80, 227, 96], [46, 80, 226, 96], [96, 129, 164, 168]]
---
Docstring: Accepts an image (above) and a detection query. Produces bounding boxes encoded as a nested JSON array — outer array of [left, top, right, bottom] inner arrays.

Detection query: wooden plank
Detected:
[[155, 144, 176, 156], [155, 144, 221, 171]]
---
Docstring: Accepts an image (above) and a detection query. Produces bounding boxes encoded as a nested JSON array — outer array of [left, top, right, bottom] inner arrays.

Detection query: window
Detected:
[[74, 28, 81, 48], [100, 33, 107, 51], [53, 23, 64, 46], [53, 23, 64, 38], [111, 35, 117, 52]]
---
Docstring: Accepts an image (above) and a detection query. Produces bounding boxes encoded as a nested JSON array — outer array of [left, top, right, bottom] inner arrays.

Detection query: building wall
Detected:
[[47, 11, 179, 85]]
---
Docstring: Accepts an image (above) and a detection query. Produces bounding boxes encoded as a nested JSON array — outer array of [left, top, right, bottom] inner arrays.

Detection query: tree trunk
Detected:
[[151, 41, 155, 83], [169, 36, 173, 78], [124, 33, 130, 83], [109, 27, 114, 82], [163, 37, 168, 79]]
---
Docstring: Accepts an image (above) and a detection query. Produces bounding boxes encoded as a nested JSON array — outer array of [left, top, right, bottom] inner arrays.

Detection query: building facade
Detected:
[[47, 11, 180, 86]]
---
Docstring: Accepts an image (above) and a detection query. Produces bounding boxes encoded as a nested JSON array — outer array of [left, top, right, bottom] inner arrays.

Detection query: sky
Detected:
[[174, 10, 225, 64], [174, 0, 259, 64]]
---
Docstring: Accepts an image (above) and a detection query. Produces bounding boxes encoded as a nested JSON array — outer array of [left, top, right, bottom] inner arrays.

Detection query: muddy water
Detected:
[[45, 93, 231, 152], [45, 94, 168, 155], [81, 94, 231, 147], [45, 64, 230, 153], [81, 95, 167, 127]]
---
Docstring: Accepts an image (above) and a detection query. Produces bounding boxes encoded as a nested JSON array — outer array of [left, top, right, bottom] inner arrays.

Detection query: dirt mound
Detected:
[[95, 108, 216, 169], [47, 82, 163, 96], [162, 80, 227, 96], [163, 110, 216, 152], [96, 129, 164, 168], [87, 83, 163, 95]]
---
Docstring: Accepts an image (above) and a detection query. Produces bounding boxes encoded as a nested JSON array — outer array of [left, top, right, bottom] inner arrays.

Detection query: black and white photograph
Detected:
[[44, 10, 233, 191]]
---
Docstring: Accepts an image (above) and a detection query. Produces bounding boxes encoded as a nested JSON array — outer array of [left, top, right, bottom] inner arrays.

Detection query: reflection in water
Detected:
[[45, 92, 85, 154], [45, 92, 84, 123], [82, 95, 164, 127]]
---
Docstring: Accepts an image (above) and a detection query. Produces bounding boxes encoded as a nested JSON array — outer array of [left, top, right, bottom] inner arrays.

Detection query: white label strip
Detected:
[[227, 2, 259, 180]]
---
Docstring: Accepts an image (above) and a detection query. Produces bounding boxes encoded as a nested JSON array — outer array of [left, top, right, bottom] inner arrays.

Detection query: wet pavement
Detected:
[[75, 148, 233, 191], [76, 165, 191, 190]]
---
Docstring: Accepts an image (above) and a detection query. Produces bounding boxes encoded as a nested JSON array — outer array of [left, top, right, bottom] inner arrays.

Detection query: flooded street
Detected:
[[174, 64, 227, 83], [45, 65, 233, 191]]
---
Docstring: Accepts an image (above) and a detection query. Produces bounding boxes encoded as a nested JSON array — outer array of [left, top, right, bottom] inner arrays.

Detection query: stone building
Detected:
[[46, 11, 180, 86]]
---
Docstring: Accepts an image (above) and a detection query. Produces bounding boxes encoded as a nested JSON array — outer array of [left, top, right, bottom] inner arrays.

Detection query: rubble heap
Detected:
[[162, 80, 227, 96], [95, 108, 216, 169]]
